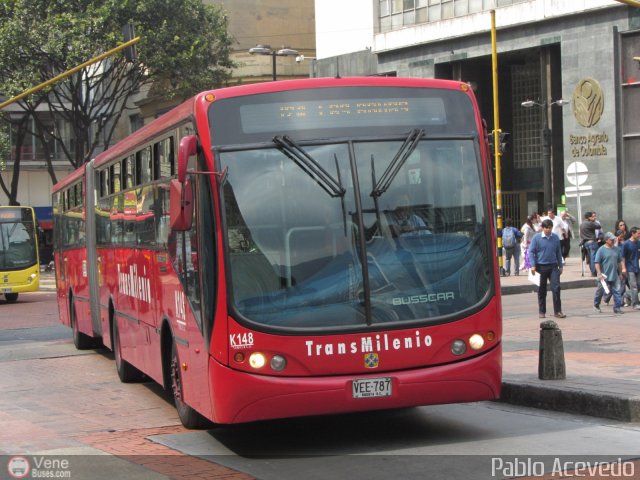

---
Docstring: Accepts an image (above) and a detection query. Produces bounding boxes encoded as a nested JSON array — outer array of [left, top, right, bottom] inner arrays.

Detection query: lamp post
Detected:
[[521, 98, 569, 208], [249, 45, 299, 81], [295, 54, 317, 77]]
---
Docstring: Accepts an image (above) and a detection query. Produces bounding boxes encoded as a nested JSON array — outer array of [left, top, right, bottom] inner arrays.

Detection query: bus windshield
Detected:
[[0, 213, 38, 270], [215, 86, 492, 331]]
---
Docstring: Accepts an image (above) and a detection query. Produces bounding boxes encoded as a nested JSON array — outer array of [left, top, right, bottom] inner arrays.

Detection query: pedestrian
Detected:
[[502, 218, 523, 276], [528, 218, 565, 319], [579, 211, 600, 276], [532, 211, 542, 231], [604, 230, 628, 305], [542, 207, 568, 258], [594, 213, 604, 247], [520, 213, 540, 271], [621, 226, 640, 309], [593, 232, 627, 314], [614, 219, 631, 240], [560, 210, 576, 258]]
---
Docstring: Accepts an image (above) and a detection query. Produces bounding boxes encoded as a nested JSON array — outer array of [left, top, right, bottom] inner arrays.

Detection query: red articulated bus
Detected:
[[52, 77, 502, 428]]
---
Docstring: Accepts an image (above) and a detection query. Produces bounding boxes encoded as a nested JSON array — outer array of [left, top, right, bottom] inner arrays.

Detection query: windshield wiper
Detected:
[[370, 128, 424, 198], [273, 136, 346, 198]]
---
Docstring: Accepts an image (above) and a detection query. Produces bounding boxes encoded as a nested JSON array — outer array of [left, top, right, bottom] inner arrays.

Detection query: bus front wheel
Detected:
[[170, 340, 210, 429], [4, 293, 18, 303]]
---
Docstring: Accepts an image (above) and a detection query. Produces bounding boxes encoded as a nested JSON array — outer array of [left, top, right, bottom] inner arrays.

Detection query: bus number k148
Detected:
[[352, 377, 392, 399], [229, 332, 254, 349]]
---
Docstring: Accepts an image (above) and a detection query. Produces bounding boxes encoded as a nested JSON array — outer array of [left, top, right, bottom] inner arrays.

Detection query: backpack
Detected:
[[503, 227, 516, 248]]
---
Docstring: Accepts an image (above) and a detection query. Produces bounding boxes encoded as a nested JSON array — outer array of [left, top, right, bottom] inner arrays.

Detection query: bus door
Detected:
[[85, 160, 103, 337], [169, 161, 213, 418]]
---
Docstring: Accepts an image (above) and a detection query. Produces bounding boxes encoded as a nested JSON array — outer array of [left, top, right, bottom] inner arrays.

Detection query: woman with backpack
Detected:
[[502, 218, 523, 276]]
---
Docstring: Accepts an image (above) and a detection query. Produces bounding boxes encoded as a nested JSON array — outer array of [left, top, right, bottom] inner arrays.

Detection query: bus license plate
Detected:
[[2, 288, 12, 293], [352, 377, 392, 399]]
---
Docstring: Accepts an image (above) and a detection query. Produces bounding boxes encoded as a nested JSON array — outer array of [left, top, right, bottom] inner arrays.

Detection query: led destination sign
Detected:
[[210, 86, 477, 144], [0, 208, 30, 222], [239, 97, 447, 134]]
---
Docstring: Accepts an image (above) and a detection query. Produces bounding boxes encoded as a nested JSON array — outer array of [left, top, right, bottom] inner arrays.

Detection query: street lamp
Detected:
[[521, 98, 569, 208], [249, 45, 299, 81]]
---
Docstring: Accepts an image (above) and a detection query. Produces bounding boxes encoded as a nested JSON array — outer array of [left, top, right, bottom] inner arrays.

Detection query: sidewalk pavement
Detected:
[[499, 255, 640, 422], [38, 257, 640, 422]]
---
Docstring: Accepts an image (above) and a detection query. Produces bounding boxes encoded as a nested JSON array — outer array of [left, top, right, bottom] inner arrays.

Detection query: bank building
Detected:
[[313, 0, 640, 235]]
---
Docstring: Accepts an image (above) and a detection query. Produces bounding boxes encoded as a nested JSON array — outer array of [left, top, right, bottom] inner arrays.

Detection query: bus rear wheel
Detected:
[[4, 293, 18, 303], [112, 319, 145, 383], [170, 340, 210, 429]]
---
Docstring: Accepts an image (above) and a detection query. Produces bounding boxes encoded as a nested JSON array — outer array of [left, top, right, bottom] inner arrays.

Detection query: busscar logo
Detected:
[[7, 456, 30, 479]]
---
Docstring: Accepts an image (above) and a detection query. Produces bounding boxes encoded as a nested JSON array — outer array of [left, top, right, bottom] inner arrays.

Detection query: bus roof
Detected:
[[51, 162, 86, 193], [204, 76, 471, 102]]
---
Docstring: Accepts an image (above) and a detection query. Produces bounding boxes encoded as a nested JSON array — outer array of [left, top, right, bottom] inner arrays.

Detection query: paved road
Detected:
[[0, 291, 251, 480]]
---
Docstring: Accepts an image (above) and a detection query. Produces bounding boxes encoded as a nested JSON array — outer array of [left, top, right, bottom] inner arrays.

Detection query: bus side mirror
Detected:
[[169, 178, 193, 231], [177, 135, 198, 184]]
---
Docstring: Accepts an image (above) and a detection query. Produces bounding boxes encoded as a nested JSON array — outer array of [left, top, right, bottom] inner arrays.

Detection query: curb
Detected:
[[499, 380, 640, 422], [501, 278, 595, 295]]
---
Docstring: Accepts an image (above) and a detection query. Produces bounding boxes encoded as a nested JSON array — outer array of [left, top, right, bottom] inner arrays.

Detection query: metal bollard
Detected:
[[538, 320, 566, 380]]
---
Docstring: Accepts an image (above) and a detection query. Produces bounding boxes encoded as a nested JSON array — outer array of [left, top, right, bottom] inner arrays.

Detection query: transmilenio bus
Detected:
[[52, 77, 502, 428], [1, 206, 40, 303]]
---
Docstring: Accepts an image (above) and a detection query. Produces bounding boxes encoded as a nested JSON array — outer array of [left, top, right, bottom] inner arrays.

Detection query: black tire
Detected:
[[4, 293, 18, 303], [112, 319, 145, 383], [71, 299, 94, 350], [170, 340, 210, 429]]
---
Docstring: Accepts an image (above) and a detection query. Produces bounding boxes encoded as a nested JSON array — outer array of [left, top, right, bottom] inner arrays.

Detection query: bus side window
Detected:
[[111, 162, 122, 193], [157, 137, 174, 179], [136, 147, 153, 184], [124, 155, 135, 188], [156, 184, 170, 246]]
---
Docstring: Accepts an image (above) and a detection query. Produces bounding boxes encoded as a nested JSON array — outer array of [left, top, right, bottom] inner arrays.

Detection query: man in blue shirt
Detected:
[[529, 219, 565, 319], [594, 232, 627, 314]]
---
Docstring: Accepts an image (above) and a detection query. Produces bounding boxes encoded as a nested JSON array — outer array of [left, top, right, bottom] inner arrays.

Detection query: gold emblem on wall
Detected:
[[572, 78, 604, 128]]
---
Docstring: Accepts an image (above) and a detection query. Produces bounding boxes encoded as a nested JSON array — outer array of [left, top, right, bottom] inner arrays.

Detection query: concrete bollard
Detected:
[[538, 320, 566, 380]]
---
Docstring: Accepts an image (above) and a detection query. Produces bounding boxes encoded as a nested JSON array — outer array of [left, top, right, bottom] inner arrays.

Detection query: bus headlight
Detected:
[[451, 339, 466, 356], [249, 352, 266, 369], [469, 334, 485, 350], [270, 355, 287, 372]]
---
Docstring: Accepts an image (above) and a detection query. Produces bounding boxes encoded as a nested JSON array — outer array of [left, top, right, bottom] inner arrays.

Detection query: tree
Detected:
[[0, 114, 9, 172], [0, 0, 234, 194]]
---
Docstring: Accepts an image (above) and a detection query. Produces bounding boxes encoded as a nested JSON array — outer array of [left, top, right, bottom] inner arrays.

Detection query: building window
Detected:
[[378, 0, 532, 30], [129, 114, 144, 134], [621, 30, 640, 186], [512, 63, 542, 169], [380, 0, 390, 17]]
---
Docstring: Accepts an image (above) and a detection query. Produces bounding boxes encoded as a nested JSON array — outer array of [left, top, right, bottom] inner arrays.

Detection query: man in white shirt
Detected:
[[541, 208, 567, 246]]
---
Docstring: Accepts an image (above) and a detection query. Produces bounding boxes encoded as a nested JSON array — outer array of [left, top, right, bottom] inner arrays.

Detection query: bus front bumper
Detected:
[[1, 277, 40, 294], [209, 343, 502, 424]]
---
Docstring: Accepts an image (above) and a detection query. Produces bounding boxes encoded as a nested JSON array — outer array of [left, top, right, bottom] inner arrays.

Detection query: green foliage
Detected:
[[0, 116, 10, 171], [0, 0, 235, 169], [135, 0, 235, 98], [0, 0, 234, 98]]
